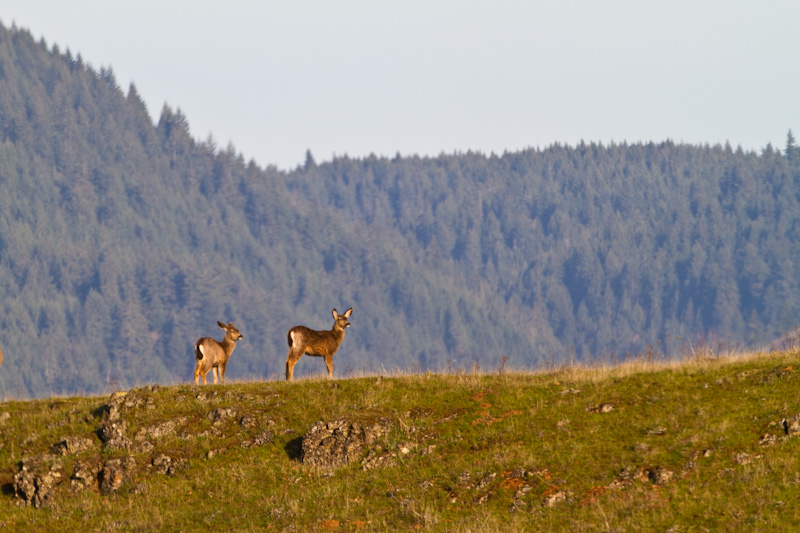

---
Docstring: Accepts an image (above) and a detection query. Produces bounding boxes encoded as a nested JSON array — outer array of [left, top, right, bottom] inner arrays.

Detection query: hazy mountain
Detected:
[[1, 23, 799, 397]]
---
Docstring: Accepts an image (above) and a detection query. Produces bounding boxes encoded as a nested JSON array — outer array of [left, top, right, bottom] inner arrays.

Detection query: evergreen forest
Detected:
[[1, 23, 800, 398]]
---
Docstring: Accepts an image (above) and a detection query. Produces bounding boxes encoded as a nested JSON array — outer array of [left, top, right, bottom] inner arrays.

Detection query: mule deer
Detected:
[[286, 307, 352, 381], [194, 321, 243, 385]]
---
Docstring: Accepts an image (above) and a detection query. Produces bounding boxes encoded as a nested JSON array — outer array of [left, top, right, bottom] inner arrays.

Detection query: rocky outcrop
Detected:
[[99, 456, 137, 494], [301, 417, 393, 470], [134, 417, 188, 441], [98, 418, 132, 450], [51, 436, 96, 456], [152, 453, 185, 476], [71, 459, 101, 491], [14, 455, 63, 508]]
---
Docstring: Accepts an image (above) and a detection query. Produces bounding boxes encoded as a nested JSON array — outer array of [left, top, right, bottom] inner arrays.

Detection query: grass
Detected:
[[1, 349, 800, 531]]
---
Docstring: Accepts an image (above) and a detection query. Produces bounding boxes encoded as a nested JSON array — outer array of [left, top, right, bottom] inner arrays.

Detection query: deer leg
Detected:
[[286, 349, 302, 381], [194, 364, 201, 385], [212, 367, 219, 384], [220, 363, 226, 383], [324, 354, 334, 379]]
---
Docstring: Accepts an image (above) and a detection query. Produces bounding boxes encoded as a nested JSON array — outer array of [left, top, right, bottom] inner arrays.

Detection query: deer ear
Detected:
[[228, 321, 234, 328], [343, 307, 353, 317], [217, 321, 226, 329], [332, 309, 338, 319]]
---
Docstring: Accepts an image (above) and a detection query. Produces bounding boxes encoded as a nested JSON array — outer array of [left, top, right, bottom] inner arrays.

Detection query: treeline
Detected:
[[0, 23, 799, 397]]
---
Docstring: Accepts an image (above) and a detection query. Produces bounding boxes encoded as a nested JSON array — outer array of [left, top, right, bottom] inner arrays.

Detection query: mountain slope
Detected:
[[0, 24, 535, 397], [1, 23, 800, 397]]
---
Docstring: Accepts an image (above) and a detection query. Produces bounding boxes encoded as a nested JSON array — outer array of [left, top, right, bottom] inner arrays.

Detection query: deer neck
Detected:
[[220, 336, 238, 355], [330, 326, 346, 344]]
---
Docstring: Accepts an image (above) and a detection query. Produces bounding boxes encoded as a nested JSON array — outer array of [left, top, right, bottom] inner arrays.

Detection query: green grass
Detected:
[[2, 350, 800, 531]]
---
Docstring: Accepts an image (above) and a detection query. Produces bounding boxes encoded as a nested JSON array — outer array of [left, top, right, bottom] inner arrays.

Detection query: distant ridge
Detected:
[[1, 22, 800, 397]]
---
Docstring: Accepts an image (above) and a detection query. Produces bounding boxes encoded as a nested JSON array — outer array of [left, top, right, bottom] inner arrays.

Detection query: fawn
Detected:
[[286, 307, 352, 381], [194, 321, 243, 385]]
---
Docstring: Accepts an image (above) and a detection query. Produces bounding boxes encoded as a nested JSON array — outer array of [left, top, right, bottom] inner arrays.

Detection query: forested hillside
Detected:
[[1, 23, 799, 398]]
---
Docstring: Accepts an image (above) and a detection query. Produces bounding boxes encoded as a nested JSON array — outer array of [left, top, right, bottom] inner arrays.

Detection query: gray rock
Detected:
[[134, 417, 187, 441], [14, 455, 63, 508], [240, 429, 275, 449], [301, 417, 393, 470], [649, 466, 674, 485], [239, 415, 258, 429], [542, 490, 571, 507], [783, 414, 800, 436], [71, 459, 101, 491], [51, 436, 96, 456], [152, 453, 173, 475], [99, 456, 136, 494], [208, 408, 237, 426]]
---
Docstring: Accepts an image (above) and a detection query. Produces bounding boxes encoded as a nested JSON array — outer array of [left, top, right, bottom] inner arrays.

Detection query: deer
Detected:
[[286, 307, 352, 381], [194, 321, 243, 385]]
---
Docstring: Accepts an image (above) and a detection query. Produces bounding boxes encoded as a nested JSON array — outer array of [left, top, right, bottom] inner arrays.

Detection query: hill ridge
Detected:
[[3, 349, 800, 530]]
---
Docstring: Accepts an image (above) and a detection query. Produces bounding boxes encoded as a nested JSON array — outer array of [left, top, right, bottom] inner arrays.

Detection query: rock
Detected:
[[71, 460, 101, 491], [361, 448, 397, 471], [301, 417, 393, 470], [14, 455, 63, 508], [589, 403, 614, 413], [98, 419, 132, 450], [152, 453, 173, 475], [759, 433, 779, 446], [542, 490, 571, 507], [405, 407, 433, 419], [783, 415, 800, 436], [134, 417, 187, 441], [239, 415, 257, 429], [51, 436, 96, 456], [611, 466, 649, 488], [0, 411, 10, 425], [206, 448, 226, 459], [99, 456, 136, 494], [240, 429, 275, 449], [208, 407, 237, 426], [398, 441, 417, 455], [106, 391, 128, 421], [649, 467, 674, 485]]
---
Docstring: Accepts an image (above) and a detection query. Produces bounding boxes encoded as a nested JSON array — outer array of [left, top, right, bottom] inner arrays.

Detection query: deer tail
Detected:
[[287, 331, 293, 348], [195, 342, 204, 361]]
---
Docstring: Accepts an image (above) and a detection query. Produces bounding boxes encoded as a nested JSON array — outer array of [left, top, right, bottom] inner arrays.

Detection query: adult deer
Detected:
[[194, 321, 243, 385], [286, 307, 352, 381]]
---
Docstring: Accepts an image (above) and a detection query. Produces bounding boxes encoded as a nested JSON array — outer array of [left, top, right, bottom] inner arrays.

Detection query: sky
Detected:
[[3, 1, 799, 170]]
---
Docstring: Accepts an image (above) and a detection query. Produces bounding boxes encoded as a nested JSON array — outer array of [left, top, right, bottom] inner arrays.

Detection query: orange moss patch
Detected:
[[579, 486, 608, 505]]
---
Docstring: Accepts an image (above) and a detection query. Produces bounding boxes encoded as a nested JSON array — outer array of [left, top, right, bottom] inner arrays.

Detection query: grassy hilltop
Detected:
[[2, 350, 800, 531]]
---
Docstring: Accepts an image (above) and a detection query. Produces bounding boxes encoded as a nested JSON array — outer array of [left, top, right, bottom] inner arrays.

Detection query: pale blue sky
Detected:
[[3, 1, 799, 169]]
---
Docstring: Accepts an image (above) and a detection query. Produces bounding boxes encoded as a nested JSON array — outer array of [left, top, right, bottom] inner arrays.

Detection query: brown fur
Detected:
[[286, 307, 352, 381], [194, 321, 243, 385]]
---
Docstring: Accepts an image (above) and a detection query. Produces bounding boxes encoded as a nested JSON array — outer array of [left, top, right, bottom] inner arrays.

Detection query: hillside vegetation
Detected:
[[2, 350, 800, 531], [2, 22, 800, 397]]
